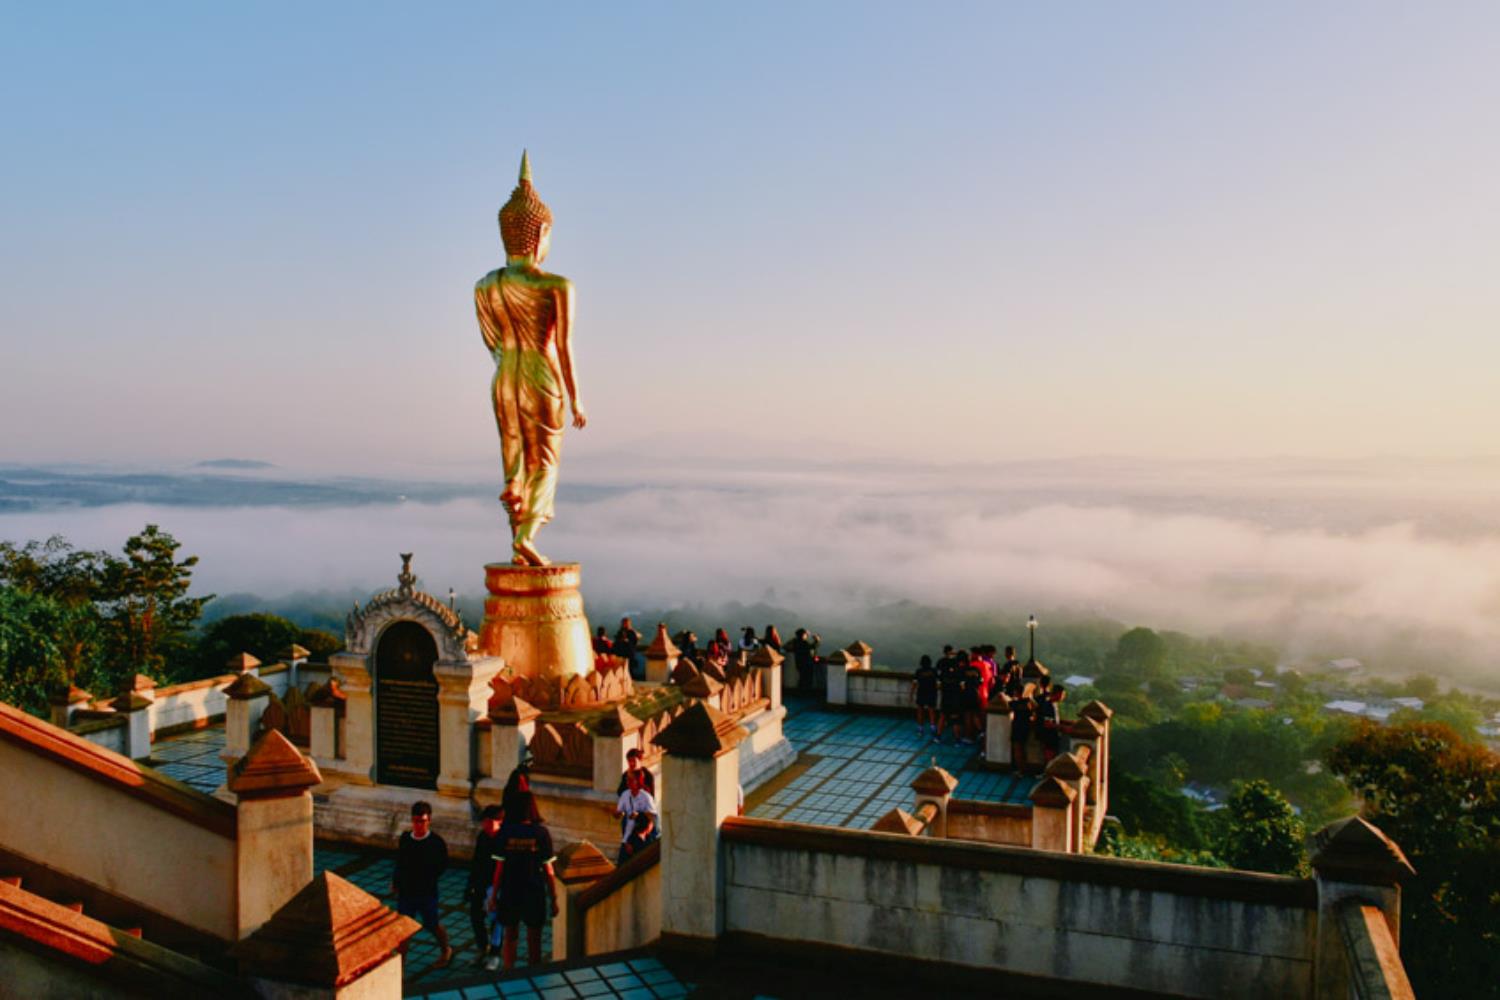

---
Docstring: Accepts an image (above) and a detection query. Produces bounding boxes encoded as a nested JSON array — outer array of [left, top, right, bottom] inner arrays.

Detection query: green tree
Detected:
[[192, 613, 303, 679], [1325, 721, 1500, 998], [99, 525, 212, 683], [1109, 626, 1167, 680], [1216, 779, 1305, 875], [1402, 673, 1439, 700], [297, 627, 342, 661], [0, 587, 72, 713]]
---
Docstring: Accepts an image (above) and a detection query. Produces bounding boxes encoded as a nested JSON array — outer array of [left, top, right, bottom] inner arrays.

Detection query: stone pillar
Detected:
[[309, 679, 346, 762], [281, 642, 310, 690], [682, 672, 724, 711], [222, 672, 272, 771], [643, 623, 680, 685], [434, 655, 504, 798], [1044, 752, 1089, 852], [114, 675, 156, 761], [1066, 716, 1104, 805], [225, 651, 262, 676], [1029, 776, 1077, 853], [825, 650, 855, 705], [845, 640, 873, 672], [1310, 816, 1415, 1000], [551, 841, 615, 961], [592, 705, 644, 794], [911, 765, 958, 838], [985, 697, 1013, 766], [49, 684, 92, 728], [329, 651, 374, 784], [227, 729, 323, 938], [231, 872, 419, 999], [488, 692, 540, 789], [747, 645, 784, 713], [653, 701, 747, 945], [1078, 700, 1113, 813]]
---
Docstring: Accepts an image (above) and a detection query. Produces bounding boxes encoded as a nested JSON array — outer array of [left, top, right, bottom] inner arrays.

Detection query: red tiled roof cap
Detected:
[[223, 672, 272, 700], [1029, 775, 1077, 807], [911, 765, 959, 797], [872, 808, 923, 836], [1311, 816, 1415, 885], [646, 623, 680, 658], [226, 652, 262, 673], [651, 700, 747, 758], [554, 840, 615, 885], [228, 729, 322, 799], [230, 872, 419, 987]]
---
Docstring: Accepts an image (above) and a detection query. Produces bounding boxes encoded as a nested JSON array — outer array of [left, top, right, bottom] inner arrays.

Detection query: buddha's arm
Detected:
[[475, 284, 503, 362], [554, 281, 586, 428]]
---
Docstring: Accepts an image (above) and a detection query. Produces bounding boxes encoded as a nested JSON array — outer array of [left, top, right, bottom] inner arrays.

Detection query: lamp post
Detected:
[[1027, 614, 1038, 665]]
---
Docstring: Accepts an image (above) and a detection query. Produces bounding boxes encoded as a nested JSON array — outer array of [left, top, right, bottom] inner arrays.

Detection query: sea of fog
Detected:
[[2, 458, 1498, 690]]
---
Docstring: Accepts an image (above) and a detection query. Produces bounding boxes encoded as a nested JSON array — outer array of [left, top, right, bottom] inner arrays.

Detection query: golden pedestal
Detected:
[[478, 563, 596, 707]]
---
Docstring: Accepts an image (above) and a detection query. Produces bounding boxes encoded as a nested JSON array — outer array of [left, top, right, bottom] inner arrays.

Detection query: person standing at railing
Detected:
[[465, 804, 504, 968], [911, 654, 939, 736]]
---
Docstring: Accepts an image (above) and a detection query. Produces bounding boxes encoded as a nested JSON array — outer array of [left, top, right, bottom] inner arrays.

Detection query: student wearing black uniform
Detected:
[[1037, 685, 1067, 762], [937, 648, 965, 744], [392, 801, 452, 968], [910, 655, 939, 734], [1009, 690, 1035, 773], [466, 804, 504, 967], [957, 652, 983, 745], [485, 789, 558, 972]]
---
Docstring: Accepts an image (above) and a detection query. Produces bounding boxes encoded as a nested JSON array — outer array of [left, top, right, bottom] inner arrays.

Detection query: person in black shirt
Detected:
[[592, 626, 613, 656], [613, 617, 643, 679], [785, 628, 818, 694], [936, 647, 963, 744], [1036, 685, 1067, 762], [959, 653, 984, 745], [485, 790, 558, 972], [392, 800, 452, 968], [910, 655, 939, 735], [1009, 690, 1035, 774], [466, 805, 504, 967]]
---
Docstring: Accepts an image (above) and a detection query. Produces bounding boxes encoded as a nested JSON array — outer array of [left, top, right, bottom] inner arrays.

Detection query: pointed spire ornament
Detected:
[[519, 149, 532, 183]]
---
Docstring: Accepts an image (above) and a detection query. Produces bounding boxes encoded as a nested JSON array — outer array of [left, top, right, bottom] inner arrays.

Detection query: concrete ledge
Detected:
[[576, 840, 661, 914], [720, 817, 1316, 909]]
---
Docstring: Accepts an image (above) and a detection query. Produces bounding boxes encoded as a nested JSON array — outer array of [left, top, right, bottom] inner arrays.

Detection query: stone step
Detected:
[[0, 875, 20, 888]]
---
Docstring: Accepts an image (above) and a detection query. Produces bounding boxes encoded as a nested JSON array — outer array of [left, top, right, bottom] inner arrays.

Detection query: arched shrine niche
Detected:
[[374, 620, 440, 789]]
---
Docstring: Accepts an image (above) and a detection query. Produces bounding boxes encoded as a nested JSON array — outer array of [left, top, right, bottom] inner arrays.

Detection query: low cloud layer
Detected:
[[4, 464, 1498, 687]]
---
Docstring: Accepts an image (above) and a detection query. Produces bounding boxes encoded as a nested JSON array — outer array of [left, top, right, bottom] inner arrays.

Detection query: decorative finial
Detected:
[[519, 149, 532, 183], [398, 553, 415, 596]]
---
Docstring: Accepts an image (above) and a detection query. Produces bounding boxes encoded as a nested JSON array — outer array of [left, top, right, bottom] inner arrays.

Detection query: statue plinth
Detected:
[[478, 563, 595, 703]]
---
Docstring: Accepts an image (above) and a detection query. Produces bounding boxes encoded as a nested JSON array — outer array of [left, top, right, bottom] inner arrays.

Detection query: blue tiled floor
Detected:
[[405, 956, 693, 1000], [752, 701, 1037, 829]]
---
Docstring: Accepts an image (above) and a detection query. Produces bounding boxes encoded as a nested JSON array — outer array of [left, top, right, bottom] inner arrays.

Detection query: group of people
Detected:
[[390, 753, 664, 973], [909, 644, 1067, 770], [594, 617, 824, 690]]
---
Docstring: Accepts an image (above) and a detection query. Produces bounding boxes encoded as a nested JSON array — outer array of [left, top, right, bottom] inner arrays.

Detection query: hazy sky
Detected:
[[3, 3, 1498, 472]]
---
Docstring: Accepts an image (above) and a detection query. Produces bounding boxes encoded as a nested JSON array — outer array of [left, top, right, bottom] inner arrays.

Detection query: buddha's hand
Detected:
[[572, 403, 588, 429]]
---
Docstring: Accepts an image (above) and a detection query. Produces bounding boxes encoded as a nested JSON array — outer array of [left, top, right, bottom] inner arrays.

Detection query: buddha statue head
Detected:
[[499, 150, 554, 262]]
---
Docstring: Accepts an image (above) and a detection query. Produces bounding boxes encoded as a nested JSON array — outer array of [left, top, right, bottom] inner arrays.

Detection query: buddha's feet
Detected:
[[512, 540, 551, 567]]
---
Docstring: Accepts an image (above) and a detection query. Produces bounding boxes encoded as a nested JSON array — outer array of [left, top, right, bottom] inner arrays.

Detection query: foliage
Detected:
[[191, 613, 303, 680], [1096, 824, 1225, 868], [297, 627, 342, 660], [1215, 779, 1305, 875], [98, 525, 212, 680], [0, 527, 211, 705], [1108, 627, 1168, 680], [1325, 721, 1500, 998], [1107, 771, 1211, 850]]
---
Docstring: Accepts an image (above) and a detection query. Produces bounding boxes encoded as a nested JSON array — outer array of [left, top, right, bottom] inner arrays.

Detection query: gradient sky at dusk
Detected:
[[3, 3, 1497, 473]]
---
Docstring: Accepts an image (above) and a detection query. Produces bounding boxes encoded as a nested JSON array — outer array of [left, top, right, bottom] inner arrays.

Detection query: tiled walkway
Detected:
[[750, 702, 1037, 829], [409, 955, 693, 1000]]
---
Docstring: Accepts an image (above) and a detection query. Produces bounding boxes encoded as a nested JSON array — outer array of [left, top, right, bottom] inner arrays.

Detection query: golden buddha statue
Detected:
[[475, 152, 587, 566]]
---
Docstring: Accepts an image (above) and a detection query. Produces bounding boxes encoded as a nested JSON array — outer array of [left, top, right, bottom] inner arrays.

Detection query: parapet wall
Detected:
[[720, 817, 1318, 999], [0, 702, 239, 942]]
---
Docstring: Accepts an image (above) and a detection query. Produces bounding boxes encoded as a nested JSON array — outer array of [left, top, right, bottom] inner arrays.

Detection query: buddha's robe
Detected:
[[475, 269, 568, 532]]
